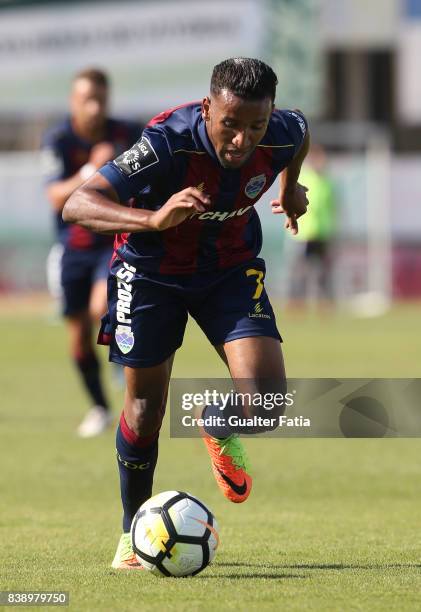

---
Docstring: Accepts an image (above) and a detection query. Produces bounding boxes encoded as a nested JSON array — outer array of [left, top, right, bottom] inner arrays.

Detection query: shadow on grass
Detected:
[[216, 561, 421, 571]]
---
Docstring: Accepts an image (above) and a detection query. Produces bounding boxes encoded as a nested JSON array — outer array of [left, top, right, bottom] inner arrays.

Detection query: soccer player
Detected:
[[63, 58, 310, 567], [42, 68, 141, 437]]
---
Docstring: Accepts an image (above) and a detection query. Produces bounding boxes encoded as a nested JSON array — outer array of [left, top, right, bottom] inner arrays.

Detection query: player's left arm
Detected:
[[63, 129, 211, 234], [271, 110, 310, 235]]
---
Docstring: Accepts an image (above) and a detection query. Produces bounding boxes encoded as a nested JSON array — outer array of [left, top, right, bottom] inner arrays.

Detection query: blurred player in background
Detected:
[[63, 57, 309, 567], [287, 144, 336, 308], [42, 68, 141, 437]]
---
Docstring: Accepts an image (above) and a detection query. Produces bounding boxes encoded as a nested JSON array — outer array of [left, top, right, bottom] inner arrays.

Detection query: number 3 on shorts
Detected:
[[246, 268, 264, 300]]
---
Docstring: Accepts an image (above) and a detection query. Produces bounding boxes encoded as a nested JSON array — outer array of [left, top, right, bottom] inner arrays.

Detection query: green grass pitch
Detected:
[[1, 297, 421, 611]]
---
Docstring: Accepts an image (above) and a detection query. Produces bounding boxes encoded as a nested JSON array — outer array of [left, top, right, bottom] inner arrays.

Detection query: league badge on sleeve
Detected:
[[115, 325, 135, 354], [245, 174, 267, 199], [114, 136, 159, 177]]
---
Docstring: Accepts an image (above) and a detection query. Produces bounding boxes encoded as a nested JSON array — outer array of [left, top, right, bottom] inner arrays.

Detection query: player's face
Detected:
[[202, 90, 274, 169], [70, 78, 108, 133]]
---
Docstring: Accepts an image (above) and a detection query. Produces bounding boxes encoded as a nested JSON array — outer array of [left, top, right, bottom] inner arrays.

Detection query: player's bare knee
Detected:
[[125, 397, 164, 437]]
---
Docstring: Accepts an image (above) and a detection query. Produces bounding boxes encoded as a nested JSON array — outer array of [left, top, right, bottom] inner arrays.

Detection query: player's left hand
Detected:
[[270, 183, 309, 235]]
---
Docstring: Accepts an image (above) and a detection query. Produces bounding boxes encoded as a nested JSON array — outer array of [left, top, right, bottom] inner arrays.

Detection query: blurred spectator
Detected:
[[287, 144, 337, 308], [42, 68, 141, 437]]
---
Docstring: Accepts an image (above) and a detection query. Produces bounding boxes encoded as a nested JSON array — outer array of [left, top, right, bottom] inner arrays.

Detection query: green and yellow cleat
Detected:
[[203, 434, 252, 503], [111, 533, 143, 570]]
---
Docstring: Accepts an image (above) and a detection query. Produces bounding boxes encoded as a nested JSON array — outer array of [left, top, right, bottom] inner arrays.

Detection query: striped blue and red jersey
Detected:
[[42, 117, 141, 250], [99, 102, 308, 275]]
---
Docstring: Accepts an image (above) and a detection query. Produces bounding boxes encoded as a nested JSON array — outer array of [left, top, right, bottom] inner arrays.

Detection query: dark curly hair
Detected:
[[210, 58, 278, 102]]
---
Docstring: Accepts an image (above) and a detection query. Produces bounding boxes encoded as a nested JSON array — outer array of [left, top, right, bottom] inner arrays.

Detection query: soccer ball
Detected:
[[131, 490, 219, 577]]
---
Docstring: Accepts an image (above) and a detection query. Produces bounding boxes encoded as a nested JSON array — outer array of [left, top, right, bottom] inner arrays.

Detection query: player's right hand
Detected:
[[89, 142, 116, 168], [151, 187, 211, 231]]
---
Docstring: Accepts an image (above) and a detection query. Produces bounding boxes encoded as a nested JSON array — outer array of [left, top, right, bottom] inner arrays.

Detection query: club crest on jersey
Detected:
[[114, 136, 159, 177], [245, 174, 266, 199], [115, 325, 134, 354]]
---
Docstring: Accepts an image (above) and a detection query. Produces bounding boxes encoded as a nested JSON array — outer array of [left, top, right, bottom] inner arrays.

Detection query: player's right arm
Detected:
[[62, 176, 209, 234]]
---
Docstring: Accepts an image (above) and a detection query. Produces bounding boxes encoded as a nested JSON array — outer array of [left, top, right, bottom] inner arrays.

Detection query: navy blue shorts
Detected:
[[98, 257, 281, 368], [61, 246, 113, 316]]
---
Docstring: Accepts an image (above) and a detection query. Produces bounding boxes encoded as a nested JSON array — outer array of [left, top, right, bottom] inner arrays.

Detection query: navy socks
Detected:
[[116, 413, 159, 532]]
